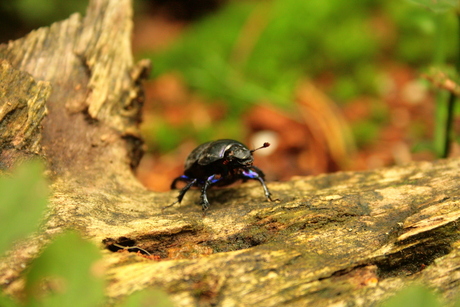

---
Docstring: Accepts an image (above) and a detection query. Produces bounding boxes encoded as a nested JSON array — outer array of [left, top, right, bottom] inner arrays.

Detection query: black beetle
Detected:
[[167, 139, 275, 212]]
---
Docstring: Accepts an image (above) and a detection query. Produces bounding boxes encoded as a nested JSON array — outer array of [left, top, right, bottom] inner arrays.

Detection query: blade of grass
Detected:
[[433, 12, 448, 157], [442, 11, 460, 158], [433, 11, 459, 158]]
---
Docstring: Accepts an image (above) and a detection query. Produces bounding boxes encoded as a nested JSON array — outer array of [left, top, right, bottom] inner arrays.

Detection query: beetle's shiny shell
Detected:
[[184, 139, 251, 170]]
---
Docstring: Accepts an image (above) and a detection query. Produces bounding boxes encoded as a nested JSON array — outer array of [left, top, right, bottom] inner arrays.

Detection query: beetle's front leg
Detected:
[[242, 169, 275, 202], [200, 175, 217, 212]]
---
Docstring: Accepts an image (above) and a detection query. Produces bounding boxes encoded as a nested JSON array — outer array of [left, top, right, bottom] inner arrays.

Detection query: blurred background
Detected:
[[2, 0, 459, 192]]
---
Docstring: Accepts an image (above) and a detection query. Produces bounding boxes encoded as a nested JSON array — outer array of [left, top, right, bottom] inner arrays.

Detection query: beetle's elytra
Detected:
[[166, 139, 275, 212]]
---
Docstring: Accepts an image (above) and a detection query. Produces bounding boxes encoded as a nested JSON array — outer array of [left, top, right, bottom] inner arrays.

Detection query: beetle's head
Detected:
[[223, 144, 252, 166], [224, 142, 270, 167]]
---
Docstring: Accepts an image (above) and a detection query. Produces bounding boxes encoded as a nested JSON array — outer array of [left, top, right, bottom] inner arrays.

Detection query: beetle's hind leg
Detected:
[[164, 178, 197, 210], [171, 175, 190, 189]]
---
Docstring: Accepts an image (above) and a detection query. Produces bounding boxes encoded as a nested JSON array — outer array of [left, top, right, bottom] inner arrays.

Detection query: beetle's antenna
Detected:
[[250, 142, 270, 153]]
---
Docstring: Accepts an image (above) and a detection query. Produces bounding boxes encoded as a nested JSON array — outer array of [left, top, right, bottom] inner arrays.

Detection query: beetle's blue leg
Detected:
[[242, 169, 275, 202], [164, 178, 197, 210], [250, 165, 266, 177], [200, 175, 217, 212]]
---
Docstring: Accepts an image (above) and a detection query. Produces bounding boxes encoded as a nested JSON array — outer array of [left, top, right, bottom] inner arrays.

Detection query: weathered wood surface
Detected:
[[1, 0, 460, 306]]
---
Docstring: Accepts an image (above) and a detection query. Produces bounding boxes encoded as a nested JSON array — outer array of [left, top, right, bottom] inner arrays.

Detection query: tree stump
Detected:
[[1, 0, 460, 306]]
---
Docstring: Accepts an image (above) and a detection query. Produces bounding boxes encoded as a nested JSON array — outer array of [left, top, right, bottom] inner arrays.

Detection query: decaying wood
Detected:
[[0, 59, 50, 168], [1, 0, 460, 306]]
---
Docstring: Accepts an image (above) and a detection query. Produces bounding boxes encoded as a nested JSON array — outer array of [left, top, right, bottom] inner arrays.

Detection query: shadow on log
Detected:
[[1, 0, 460, 306]]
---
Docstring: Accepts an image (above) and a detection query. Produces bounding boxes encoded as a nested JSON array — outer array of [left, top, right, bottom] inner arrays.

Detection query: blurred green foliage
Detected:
[[0, 0, 89, 43], [11, 0, 88, 26], [152, 119, 187, 152], [24, 232, 106, 307], [0, 161, 173, 307], [0, 161, 48, 253], [408, 0, 460, 158], [6, 0, 457, 156], [150, 0, 382, 108], [352, 101, 390, 147], [380, 284, 444, 307], [146, 0, 458, 152]]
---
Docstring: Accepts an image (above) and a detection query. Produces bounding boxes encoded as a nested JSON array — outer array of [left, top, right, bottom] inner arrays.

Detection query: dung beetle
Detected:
[[167, 139, 275, 212]]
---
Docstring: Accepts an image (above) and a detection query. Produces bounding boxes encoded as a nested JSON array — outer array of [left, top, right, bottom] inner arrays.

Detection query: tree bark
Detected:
[[1, 0, 460, 306]]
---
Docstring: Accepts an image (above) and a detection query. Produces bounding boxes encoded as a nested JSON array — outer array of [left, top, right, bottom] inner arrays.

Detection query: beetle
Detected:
[[166, 139, 275, 212]]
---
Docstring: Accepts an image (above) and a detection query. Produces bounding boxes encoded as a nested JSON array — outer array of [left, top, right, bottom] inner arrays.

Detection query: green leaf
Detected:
[[381, 284, 443, 307], [25, 231, 105, 307], [0, 160, 48, 254], [120, 288, 174, 307]]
